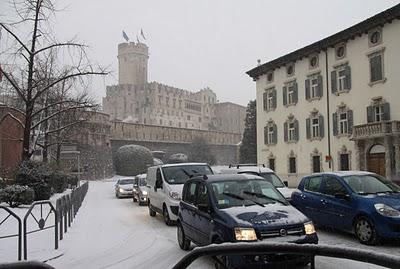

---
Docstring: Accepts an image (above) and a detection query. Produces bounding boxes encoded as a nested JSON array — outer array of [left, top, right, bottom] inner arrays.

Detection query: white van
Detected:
[[221, 164, 294, 200], [147, 163, 213, 225]]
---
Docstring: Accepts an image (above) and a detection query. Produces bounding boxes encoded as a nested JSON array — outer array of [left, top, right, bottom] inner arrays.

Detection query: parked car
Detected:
[[147, 163, 214, 225], [291, 171, 400, 245], [221, 164, 294, 200], [114, 178, 134, 198], [133, 174, 148, 205], [177, 173, 318, 268]]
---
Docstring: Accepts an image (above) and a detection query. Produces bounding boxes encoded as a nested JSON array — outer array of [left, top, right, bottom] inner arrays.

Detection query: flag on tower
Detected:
[[140, 29, 146, 40], [122, 30, 129, 42]]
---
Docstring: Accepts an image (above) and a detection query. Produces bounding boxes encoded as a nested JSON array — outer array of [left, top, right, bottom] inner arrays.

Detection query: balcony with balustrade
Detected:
[[351, 121, 400, 140]]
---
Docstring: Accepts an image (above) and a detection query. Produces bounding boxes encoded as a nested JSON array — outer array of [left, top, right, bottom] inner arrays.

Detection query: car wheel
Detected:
[[213, 238, 229, 269], [148, 202, 156, 217], [355, 217, 378, 245], [163, 205, 173, 226], [177, 222, 190, 250]]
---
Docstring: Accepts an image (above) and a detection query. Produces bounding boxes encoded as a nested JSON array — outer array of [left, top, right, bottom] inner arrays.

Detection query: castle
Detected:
[[102, 42, 246, 134]]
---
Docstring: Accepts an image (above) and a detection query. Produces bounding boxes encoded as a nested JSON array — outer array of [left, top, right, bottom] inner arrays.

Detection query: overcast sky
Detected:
[[2, 0, 400, 106]]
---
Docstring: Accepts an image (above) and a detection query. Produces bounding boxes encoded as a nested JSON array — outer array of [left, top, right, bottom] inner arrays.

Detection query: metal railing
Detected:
[[0, 181, 89, 261], [23, 201, 58, 260], [0, 206, 22, 260], [55, 181, 88, 241]]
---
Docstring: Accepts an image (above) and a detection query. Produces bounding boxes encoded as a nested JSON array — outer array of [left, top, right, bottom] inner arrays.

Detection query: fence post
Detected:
[[56, 199, 63, 240]]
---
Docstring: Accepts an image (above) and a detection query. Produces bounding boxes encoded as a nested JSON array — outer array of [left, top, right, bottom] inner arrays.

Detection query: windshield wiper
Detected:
[[243, 191, 288, 206], [222, 192, 265, 207], [376, 190, 399, 194]]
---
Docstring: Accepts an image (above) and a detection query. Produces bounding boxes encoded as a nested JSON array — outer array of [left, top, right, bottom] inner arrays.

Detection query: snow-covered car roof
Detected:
[[308, 171, 376, 177], [151, 162, 209, 168], [225, 165, 274, 173]]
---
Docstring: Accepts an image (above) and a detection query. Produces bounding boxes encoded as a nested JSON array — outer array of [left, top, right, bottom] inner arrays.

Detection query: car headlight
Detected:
[[234, 228, 257, 241], [304, 222, 316, 235], [119, 188, 125, 193], [374, 203, 400, 217], [169, 191, 181, 200], [142, 191, 148, 196]]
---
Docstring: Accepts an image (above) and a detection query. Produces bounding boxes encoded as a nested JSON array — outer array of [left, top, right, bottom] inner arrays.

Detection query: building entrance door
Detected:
[[367, 144, 386, 177]]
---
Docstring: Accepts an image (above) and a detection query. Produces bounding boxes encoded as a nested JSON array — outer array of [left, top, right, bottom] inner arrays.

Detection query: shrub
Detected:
[[67, 175, 79, 188], [114, 145, 154, 176], [0, 185, 35, 207], [14, 161, 53, 200], [30, 182, 52, 200], [168, 153, 188, 164], [48, 172, 68, 193], [14, 161, 51, 186]]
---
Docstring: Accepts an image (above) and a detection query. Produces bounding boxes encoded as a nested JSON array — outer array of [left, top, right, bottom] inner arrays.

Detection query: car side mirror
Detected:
[[334, 193, 350, 201], [283, 181, 288, 187], [198, 203, 211, 213]]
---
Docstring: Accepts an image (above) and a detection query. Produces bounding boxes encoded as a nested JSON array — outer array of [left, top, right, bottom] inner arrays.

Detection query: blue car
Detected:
[[177, 174, 318, 268], [291, 171, 400, 245]]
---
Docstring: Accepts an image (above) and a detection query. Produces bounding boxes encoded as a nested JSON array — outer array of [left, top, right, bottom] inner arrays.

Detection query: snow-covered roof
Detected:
[[309, 171, 375, 177], [154, 162, 209, 168], [198, 173, 263, 182]]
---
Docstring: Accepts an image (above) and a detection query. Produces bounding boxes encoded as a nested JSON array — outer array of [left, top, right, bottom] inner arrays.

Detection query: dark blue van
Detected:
[[177, 174, 318, 268]]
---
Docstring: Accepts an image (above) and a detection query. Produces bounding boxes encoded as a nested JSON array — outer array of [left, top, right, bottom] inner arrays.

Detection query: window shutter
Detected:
[[293, 82, 298, 104], [306, 118, 311, 140], [272, 89, 277, 109], [344, 65, 352, 90], [319, 115, 324, 138], [263, 92, 267, 110], [284, 122, 288, 142], [367, 106, 374, 123], [283, 86, 287, 106], [294, 119, 299, 141], [273, 124, 277, 144], [305, 79, 310, 100], [331, 70, 337, 94], [383, 103, 390, 121], [317, 75, 323, 97], [370, 55, 383, 82], [264, 126, 268, 144], [333, 112, 338, 136], [347, 110, 353, 134]]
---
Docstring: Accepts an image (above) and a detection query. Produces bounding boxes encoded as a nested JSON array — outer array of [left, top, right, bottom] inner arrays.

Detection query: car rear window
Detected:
[[119, 179, 134, 184], [304, 176, 322, 193]]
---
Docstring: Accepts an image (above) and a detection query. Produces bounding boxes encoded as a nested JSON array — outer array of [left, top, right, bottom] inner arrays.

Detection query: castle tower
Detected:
[[118, 42, 149, 85]]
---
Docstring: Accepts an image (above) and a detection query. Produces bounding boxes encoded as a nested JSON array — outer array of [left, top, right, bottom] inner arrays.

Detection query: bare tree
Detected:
[[0, 0, 107, 161]]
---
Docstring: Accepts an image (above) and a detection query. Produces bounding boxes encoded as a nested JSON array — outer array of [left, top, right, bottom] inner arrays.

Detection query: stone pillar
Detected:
[[395, 138, 400, 181], [355, 140, 365, 170], [384, 136, 392, 180]]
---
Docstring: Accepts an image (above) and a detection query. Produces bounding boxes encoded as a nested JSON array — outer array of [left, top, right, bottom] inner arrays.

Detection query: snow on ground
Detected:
[[1, 178, 399, 268]]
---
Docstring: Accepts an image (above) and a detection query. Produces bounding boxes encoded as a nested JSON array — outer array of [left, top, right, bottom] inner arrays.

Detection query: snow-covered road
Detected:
[[44, 179, 399, 269]]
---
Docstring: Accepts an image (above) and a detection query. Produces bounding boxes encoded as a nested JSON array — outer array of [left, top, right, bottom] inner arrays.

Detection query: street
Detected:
[[47, 179, 399, 269]]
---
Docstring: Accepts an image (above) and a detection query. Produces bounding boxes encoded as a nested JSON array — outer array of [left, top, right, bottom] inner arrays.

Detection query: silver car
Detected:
[[115, 178, 134, 198], [133, 174, 148, 205]]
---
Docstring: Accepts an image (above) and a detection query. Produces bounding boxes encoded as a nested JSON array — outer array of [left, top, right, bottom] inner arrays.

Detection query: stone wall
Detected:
[[110, 121, 242, 145], [110, 139, 239, 166]]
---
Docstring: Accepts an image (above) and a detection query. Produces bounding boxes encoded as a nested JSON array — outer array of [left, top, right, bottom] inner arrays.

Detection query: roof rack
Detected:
[[228, 164, 266, 169]]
